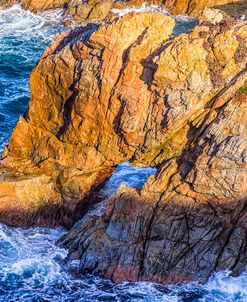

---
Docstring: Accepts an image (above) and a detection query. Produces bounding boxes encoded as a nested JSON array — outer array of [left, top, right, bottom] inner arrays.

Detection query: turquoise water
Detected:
[[0, 5, 247, 302]]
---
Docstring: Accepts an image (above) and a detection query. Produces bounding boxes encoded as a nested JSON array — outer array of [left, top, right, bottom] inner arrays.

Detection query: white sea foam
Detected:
[[0, 5, 65, 153], [87, 161, 156, 217], [111, 4, 197, 36], [111, 3, 169, 16]]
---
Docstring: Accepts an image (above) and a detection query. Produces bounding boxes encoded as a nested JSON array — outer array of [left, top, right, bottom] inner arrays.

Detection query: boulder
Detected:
[[0, 0, 19, 9]]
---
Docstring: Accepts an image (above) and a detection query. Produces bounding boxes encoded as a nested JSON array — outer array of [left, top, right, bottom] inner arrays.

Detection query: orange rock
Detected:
[[21, 0, 69, 11], [62, 90, 247, 284], [0, 10, 246, 232], [165, 0, 243, 16], [0, 7, 246, 284]]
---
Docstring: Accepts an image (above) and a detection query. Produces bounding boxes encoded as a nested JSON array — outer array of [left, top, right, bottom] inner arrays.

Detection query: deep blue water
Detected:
[[0, 4, 247, 302]]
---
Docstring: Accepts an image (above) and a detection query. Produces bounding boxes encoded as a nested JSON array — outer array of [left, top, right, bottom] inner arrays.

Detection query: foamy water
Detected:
[[0, 5, 64, 153], [0, 4, 246, 302], [111, 4, 198, 35]]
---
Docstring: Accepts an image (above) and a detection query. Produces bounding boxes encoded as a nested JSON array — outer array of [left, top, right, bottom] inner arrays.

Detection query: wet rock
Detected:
[[0, 0, 244, 20]]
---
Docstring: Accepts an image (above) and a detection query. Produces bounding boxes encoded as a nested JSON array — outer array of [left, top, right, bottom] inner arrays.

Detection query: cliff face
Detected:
[[62, 89, 247, 284], [59, 10, 247, 284], [0, 7, 247, 283], [0, 12, 176, 227]]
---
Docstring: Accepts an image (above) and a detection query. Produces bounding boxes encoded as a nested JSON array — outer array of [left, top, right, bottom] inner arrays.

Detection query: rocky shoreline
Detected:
[[0, 0, 246, 22], [0, 0, 246, 285]]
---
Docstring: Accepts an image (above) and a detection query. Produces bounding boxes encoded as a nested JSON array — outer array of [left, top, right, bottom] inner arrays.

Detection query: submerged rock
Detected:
[[0, 8, 246, 283]]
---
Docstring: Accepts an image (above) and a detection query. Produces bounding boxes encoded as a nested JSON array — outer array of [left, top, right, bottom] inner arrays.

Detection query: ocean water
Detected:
[[0, 5, 64, 153], [0, 4, 247, 302]]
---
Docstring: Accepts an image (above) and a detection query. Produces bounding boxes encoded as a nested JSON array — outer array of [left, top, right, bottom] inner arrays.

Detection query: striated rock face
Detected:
[[0, 12, 176, 227], [60, 10, 247, 283], [62, 89, 247, 284], [0, 8, 247, 283]]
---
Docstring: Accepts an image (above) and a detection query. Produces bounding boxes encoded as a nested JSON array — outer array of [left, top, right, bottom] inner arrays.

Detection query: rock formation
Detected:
[[62, 87, 247, 284], [65, 0, 246, 23], [21, 0, 68, 12], [59, 9, 247, 284], [0, 12, 176, 227], [165, 0, 244, 16], [0, 0, 69, 10], [0, 7, 246, 283], [0, 0, 244, 20], [215, 0, 247, 18]]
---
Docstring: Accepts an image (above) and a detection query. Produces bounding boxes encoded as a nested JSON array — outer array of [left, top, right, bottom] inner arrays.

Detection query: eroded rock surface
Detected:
[[0, 12, 176, 226], [60, 10, 247, 283], [0, 8, 246, 283], [62, 89, 247, 284]]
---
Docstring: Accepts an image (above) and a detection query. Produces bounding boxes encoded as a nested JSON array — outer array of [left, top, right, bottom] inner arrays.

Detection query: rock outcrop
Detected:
[[165, 0, 244, 16], [61, 10, 247, 283], [0, 0, 17, 9], [21, 0, 68, 12], [0, 12, 176, 227], [0, 0, 244, 20], [215, 0, 247, 18], [65, 0, 246, 24], [0, 0, 69, 10], [0, 8, 247, 283], [62, 87, 247, 284]]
